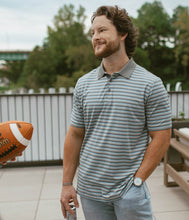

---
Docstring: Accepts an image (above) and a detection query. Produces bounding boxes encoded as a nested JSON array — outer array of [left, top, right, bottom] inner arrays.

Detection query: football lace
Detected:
[[0, 144, 18, 159]]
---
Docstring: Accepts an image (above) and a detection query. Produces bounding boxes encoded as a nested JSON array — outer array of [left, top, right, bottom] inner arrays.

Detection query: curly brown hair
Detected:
[[91, 5, 138, 58]]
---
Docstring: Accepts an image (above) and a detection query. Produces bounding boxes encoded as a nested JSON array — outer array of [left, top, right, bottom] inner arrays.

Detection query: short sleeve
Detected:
[[70, 80, 85, 128], [145, 78, 172, 131]]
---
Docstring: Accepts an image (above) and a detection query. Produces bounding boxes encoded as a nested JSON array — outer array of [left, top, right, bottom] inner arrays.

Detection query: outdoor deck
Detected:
[[0, 163, 189, 220]]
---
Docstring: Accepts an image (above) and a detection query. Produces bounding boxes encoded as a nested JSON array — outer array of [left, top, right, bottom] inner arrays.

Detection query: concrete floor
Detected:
[[0, 163, 189, 220]]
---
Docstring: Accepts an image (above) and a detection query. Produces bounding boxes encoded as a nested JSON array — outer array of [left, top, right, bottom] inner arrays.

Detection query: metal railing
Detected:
[[0, 91, 189, 166], [169, 91, 189, 119], [0, 93, 73, 165]]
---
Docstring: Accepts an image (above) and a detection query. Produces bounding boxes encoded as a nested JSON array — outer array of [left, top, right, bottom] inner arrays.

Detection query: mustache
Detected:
[[93, 40, 106, 47]]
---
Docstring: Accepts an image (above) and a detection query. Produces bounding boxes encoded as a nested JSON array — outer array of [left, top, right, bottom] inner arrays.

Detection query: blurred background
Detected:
[[0, 0, 189, 166], [0, 0, 189, 92]]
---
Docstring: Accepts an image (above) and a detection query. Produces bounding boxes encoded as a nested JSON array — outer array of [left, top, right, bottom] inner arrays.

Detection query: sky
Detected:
[[0, 0, 188, 51]]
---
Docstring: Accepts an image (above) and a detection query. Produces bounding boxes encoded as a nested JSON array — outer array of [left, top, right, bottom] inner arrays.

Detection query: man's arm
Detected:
[[135, 128, 171, 182], [60, 125, 85, 218]]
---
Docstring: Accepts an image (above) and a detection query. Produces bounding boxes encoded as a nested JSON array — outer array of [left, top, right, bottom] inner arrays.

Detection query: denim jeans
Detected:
[[80, 182, 153, 220]]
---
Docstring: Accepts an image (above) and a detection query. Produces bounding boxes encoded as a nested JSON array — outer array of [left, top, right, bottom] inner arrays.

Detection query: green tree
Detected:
[[0, 60, 25, 84], [134, 1, 176, 81], [54, 70, 85, 91], [8, 3, 189, 90], [172, 6, 188, 23], [173, 7, 189, 81], [21, 46, 56, 89], [45, 4, 89, 76], [46, 4, 99, 89], [133, 47, 151, 70], [136, 1, 173, 48], [23, 4, 99, 90], [54, 42, 100, 90]]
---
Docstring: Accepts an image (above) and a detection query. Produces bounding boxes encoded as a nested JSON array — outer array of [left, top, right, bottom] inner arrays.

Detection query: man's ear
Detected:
[[121, 33, 128, 41]]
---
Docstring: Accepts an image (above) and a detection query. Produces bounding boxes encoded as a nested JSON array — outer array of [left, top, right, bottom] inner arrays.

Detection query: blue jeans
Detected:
[[80, 182, 153, 220]]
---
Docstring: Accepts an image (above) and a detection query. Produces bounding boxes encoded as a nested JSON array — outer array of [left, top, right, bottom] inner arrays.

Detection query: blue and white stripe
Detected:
[[71, 58, 172, 202]]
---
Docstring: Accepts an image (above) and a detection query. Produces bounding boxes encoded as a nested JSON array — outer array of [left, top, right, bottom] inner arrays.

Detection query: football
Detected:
[[0, 121, 33, 163]]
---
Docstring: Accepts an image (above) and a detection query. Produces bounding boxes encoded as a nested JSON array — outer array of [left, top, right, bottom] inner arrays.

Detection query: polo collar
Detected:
[[98, 58, 136, 79]]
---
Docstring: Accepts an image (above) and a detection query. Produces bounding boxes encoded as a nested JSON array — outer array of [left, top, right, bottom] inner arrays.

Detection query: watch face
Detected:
[[134, 177, 143, 186]]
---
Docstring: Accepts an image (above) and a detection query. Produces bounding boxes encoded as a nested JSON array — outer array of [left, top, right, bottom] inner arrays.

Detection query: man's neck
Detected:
[[102, 53, 129, 75]]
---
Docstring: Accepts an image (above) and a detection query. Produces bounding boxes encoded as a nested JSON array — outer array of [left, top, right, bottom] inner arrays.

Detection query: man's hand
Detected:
[[0, 152, 23, 165], [60, 185, 79, 218]]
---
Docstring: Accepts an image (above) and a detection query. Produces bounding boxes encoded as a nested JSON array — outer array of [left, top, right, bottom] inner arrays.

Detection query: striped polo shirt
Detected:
[[71, 58, 172, 202]]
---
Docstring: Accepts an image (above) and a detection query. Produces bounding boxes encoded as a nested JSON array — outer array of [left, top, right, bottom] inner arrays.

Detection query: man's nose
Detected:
[[92, 32, 100, 41]]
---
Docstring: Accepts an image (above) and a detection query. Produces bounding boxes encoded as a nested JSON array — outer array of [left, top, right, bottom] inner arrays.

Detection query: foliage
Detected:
[[2, 2, 189, 91], [136, 1, 173, 48], [54, 70, 86, 91], [133, 1, 176, 82], [21, 46, 56, 89], [0, 60, 25, 84], [179, 111, 185, 120], [44, 4, 89, 76], [173, 7, 189, 80], [21, 4, 99, 90], [133, 47, 151, 69]]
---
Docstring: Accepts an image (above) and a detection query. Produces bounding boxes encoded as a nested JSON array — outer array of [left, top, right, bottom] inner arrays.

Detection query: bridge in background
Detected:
[[0, 50, 31, 61]]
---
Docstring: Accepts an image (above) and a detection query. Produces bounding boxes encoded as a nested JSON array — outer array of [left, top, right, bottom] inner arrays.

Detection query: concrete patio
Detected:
[[0, 163, 189, 220]]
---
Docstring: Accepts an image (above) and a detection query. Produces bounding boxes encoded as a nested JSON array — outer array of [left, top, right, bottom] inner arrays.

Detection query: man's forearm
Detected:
[[63, 145, 79, 184], [135, 128, 171, 181], [62, 126, 85, 184]]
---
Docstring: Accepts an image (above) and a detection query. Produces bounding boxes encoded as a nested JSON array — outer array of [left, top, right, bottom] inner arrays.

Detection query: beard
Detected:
[[93, 39, 120, 58]]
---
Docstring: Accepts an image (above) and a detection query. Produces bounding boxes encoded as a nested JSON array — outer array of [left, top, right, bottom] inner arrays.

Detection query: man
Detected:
[[60, 5, 172, 220]]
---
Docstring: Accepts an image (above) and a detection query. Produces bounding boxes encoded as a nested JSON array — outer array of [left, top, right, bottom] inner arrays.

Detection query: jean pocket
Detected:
[[143, 182, 151, 200], [122, 182, 151, 202], [120, 184, 145, 202]]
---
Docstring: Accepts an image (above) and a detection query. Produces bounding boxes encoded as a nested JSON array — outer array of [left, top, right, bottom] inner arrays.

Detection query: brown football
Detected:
[[0, 121, 33, 163]]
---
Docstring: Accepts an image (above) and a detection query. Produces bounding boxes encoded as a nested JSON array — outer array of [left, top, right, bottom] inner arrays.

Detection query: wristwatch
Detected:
[[133, 177, 143, 187]]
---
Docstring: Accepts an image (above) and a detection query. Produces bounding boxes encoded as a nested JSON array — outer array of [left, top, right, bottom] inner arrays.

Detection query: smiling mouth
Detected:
[[94, 39, 105, 46], [95, 42, 105, 48]]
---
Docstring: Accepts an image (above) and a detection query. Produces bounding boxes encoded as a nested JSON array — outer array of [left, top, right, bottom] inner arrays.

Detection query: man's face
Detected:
[[91, 15, 121, 58]]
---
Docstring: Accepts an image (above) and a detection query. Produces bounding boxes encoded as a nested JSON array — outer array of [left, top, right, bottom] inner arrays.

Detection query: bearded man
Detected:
[[60, 5, 172, 220]]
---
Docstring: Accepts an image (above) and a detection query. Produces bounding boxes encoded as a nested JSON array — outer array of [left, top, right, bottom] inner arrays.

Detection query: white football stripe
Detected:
[[9, 123, 30, 146]]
